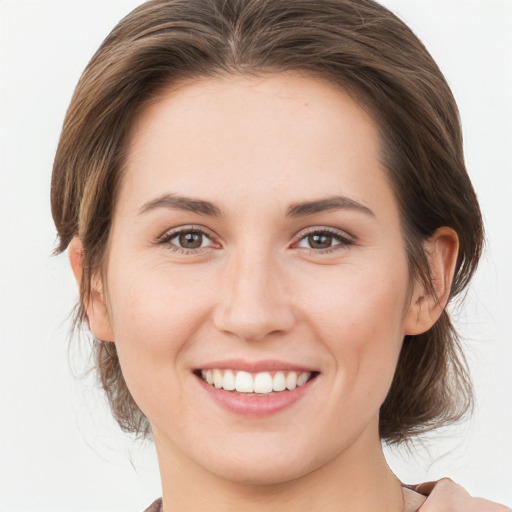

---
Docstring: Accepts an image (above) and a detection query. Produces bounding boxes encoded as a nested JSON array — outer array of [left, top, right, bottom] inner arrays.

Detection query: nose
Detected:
[[212, 249, 296, 342]]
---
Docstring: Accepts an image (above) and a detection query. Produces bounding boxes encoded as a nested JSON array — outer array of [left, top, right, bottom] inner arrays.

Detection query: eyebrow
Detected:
[[286, 195, 375, 218], [138, 193, 222, 217], [138, 193, 374, 218]]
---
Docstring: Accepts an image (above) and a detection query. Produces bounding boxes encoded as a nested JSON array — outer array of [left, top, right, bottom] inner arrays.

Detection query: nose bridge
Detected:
[[213, 244, 295, 341]]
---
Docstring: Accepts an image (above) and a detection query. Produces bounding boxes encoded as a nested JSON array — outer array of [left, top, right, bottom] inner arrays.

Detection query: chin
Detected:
[[188, 435, 324, 486], [207, 458, 312, 486]]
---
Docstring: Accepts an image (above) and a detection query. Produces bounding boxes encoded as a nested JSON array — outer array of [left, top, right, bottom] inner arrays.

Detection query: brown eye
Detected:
[[178, 231, 204, 249], [295, 229, 354, 253], [161, 228, 214, 253], [307, 233, 333, 249]]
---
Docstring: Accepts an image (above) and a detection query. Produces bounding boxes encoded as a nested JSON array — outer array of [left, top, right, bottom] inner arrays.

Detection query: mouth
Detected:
[[194, 368, 319, 395]]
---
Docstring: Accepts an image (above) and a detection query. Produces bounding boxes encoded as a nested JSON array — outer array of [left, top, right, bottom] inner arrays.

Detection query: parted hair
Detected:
[[51, 0, 484, 444]]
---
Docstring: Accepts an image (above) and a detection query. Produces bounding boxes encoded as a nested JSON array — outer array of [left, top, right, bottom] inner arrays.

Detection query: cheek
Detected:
[[109, 257, 210, 341], [105, 244, 410, 429], [299, 259, 409, 339], [105, 262, 212, 398], [298, 260, 409, 395]]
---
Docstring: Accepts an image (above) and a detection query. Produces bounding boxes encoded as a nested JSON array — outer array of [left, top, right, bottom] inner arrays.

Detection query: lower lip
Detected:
[[196, 375, 317, 417]]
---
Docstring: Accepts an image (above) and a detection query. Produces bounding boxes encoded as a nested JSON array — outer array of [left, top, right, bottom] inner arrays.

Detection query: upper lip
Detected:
[[196, 358, 318, 373]]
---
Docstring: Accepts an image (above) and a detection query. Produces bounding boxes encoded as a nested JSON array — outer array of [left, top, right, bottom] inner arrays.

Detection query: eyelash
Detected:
[[156, 226, 215, 255], [294, 228, 355, 254], [156, 226, 355, 255]]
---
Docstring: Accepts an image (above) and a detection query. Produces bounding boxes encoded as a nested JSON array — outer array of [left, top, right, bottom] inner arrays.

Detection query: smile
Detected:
[[199, 369, 314, 394]]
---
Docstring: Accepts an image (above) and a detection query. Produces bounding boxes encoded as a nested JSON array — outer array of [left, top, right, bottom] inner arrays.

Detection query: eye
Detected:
[[295, 228, 354, 253], [158, 227, 215, 253]]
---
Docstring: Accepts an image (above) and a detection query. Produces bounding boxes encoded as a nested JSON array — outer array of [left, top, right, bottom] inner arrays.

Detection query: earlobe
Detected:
[[68, 236, 115, 342], [404, 227, 459, 336]]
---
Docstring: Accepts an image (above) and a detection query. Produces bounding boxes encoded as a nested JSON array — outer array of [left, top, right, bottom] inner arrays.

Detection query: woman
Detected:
[[50, 0, 509, 510]]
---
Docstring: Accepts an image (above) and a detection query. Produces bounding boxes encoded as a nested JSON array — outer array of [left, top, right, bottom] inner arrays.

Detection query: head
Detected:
[[51, 0, 483, 475]]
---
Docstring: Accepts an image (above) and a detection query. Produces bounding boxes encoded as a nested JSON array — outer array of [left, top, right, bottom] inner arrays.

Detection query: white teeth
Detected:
[[235, 371, 254, 393], [213, 369, 223, 388], [286, 372, 297, 390], [297, 371, 311, 387], [273, 371, 287, 391], [200, 369, 314, 394], [223, 370, 236, 391], [254, 372, 273, 393]]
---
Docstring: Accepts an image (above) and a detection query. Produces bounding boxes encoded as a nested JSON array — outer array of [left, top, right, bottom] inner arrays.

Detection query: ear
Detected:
[[68, 236, 115, 342], [404, 227, 459, 336]]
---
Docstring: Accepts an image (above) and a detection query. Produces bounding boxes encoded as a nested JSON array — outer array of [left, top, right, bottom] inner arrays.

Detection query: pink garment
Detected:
[[143, 498, 162, 512]]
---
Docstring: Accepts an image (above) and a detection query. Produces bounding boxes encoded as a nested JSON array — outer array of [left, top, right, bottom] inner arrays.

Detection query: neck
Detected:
[[154, 418, 405, 512]]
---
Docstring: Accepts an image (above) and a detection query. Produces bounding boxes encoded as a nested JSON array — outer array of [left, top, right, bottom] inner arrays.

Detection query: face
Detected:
[[94, 71, 421, 484]]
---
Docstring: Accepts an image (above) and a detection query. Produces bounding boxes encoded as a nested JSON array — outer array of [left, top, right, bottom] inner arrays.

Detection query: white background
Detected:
[[0, 0, 511, 510]]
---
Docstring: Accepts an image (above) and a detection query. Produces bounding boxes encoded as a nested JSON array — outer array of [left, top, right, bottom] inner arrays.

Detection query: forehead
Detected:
[[121, 71, 393, 218]]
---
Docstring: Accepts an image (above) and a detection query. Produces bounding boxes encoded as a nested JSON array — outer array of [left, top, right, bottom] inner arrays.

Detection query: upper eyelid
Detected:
[[293, 226, 355, 242], [157, 224, 215, 242]]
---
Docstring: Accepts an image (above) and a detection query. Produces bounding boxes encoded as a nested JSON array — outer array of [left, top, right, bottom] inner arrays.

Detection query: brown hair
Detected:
[[51, 0, 484, 444]]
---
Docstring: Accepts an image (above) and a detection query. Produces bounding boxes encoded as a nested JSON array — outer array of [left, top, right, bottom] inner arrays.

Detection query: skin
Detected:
[[70, 71, 461, 511]]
